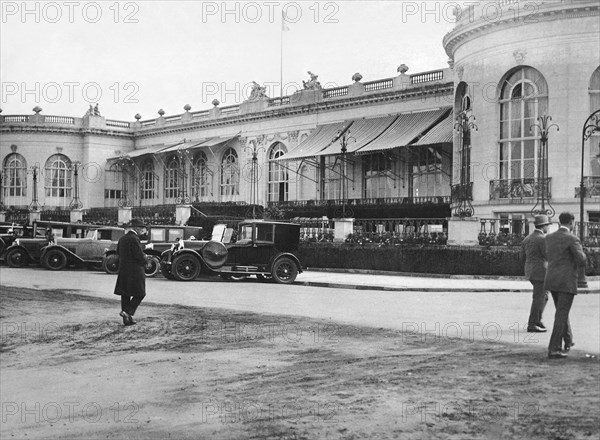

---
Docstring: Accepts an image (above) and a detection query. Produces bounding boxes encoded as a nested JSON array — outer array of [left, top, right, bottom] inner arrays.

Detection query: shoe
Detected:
[[527, 325, 547, 333], [548, 350, 568, 359], [538, 322, 546, 330], [564, 342, 575, 352], [120, 311, 133, 326]]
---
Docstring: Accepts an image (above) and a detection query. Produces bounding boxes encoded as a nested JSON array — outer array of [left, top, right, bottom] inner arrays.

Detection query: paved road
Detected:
[[2, 267, 599, 354]]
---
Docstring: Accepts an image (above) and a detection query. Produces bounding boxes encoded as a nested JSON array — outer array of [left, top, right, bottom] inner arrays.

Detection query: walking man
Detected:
[[521, 215, 551, 333], [114, 218, 147, 326], [544, 212, 587, 359]]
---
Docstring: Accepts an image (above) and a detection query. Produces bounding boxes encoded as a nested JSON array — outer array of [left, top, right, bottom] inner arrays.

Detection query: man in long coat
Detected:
[[114, 218, 147, 325], [521, 215, 551, 332], [544, 212, 587, 358]]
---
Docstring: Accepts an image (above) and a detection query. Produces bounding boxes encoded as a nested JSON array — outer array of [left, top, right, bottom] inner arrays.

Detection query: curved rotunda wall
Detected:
[[444, 0, 600, 217]]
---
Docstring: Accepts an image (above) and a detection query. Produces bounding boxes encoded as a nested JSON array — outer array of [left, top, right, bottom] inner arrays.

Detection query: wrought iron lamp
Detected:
[[69, 161, 83, 209], [28, 165, 40, 211], [453, 110, 477, 217], [332, 127, 355, 218], [529, 114, 558, 219]]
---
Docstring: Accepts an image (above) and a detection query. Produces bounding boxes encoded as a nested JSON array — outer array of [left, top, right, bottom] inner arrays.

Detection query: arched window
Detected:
[[140, 160, 156, 200], [44, 154, 71, 198], [3, 153, 27, 197], [164, 155, 180, 199], [192, 151, 210, 200], [268, 143, 288, 202], [589, 66, 600, 177], [590, 66, 600, 112], [104, 162, 123, 205], [499, 67, 548, 181], [220, 148, 239, 197]]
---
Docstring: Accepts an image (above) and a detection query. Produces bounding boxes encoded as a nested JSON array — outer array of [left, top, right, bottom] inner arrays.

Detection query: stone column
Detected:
[[333, 218, 354, 243], [118, 207, 132, 225], [447, 217, 480, 246], [70, 209, 84, 223], [176, 205, 191, 226]]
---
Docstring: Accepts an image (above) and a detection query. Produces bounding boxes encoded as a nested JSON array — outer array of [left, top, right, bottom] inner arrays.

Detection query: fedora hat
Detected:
[[533, 215, 551, 227], [129, 218, 146, 228]]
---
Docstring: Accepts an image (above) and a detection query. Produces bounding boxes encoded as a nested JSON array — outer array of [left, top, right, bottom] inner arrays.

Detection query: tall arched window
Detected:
[[3, 153, 27, 197], [590, 66, 600, 112], [589, 66, 600, 178], [268, 143, 288, 202], [140, 160, 156, 200], [499, 67, 548, 181], [220, 148, 239, 197], [192, 151, 210, 200], [164, 155, 180, 199], [44, 154, 72, 198]]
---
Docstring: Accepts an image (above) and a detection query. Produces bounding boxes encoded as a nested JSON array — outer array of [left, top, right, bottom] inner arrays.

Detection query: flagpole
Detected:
[[280, 13, 284, 98]]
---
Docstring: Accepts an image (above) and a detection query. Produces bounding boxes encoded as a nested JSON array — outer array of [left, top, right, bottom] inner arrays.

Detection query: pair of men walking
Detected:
[[522, 212, 587, 358]]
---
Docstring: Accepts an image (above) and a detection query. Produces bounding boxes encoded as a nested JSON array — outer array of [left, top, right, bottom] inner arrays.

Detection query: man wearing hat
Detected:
[[114, 218, 147, 325], [521, 214, 551, 333], [545, 212, 587, 359]]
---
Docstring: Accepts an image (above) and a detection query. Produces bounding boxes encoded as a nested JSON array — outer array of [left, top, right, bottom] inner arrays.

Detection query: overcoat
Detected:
[[544, 228, 587, 294], [521, 229, 547, 281], [113, 230, 146, 298]]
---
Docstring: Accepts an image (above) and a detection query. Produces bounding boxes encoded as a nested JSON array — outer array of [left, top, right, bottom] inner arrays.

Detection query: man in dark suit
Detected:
[[544, 212, 587, 359], [521, 215, 551, 333], [114, 218, 147, 326]]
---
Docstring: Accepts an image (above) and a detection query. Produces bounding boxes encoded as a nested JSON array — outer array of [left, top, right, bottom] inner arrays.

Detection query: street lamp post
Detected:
[[29, 165, 40, 211], [69, 161, 83, 209], [332, 128, 355, 218], [244, 141, 264, 219], [578, 109, 600, 288], [530, 114, 558, 219], [453, 110, 477, 217]]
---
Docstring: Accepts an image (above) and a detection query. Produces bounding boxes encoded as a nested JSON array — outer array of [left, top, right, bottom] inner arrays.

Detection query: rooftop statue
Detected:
[[303, 71, 321, 90], [248, 81, 268, 101]]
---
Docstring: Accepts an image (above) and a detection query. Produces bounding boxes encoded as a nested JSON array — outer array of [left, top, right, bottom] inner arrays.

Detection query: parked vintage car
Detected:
[[161, 220, 303, 284], [4, 221, 125, 270], [102, 225, 204, 276], [0, 223, 31, 261]]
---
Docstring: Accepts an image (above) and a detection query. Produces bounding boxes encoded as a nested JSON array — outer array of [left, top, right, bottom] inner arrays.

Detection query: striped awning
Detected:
[[314, 115, 397, 157], [159, 140, 207, 154], [277, 122, 350, 162], [413, 113, 453, 147], [355, 108, 450, 155], [108, 143, 174, 160]]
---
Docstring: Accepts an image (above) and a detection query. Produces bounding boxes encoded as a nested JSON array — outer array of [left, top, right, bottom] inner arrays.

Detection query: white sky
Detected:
[[1, 1, 459, 121]]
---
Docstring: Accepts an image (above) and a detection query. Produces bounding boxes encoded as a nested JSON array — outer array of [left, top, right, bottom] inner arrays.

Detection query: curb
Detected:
[[294, 280, 600, 294]]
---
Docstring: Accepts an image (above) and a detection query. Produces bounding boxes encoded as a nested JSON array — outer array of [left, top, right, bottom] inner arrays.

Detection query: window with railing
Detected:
[[3, 152, 27, 197], [268, 143, 288, 202], [44, 153, 72, 198], [499, 67, 548, 181], [192, 151, 211, 200], [220, 148, 239, 198]]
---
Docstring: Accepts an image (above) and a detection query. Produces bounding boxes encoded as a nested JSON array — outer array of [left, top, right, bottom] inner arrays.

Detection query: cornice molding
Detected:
[[443, 2, 600, 59]]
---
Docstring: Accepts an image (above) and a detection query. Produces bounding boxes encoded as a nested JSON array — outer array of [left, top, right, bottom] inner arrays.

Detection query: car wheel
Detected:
[[103, 254, 119, 274], [43, 249, 68, 271], [271, 257, 298, 284], [5, 248, 29, 268], [145, 255, 160, 277], [172, 254, 201, 281]]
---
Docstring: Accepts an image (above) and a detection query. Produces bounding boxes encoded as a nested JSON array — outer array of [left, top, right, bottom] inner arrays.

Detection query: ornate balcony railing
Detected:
[[132, 205, 176, 225], [575, 221, 600, 247], [478, 218, 527, 247], [290, 217, 334, 242], [270, 196, 450, 208], [574, 176, 600, 198], [451, 182, 474, 217], [489, 178, 552, 200], [350, 217, 448, 245], [82, 207, 118, 225], [40, 208, 71, 223]]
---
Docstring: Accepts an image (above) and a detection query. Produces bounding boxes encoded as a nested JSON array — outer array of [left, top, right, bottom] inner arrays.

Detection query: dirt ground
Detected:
[[0, 286, 599, 440]]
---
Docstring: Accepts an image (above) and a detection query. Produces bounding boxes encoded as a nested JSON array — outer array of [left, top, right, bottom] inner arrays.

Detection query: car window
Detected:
[[256, 224, 274, 242], [151, 229, 166, 242], [168, 230, 183, 242], [239, 225, 253, 241]]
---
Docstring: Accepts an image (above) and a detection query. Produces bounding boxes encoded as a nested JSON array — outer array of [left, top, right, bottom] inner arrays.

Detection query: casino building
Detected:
[[1, 0, 599, 240]]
